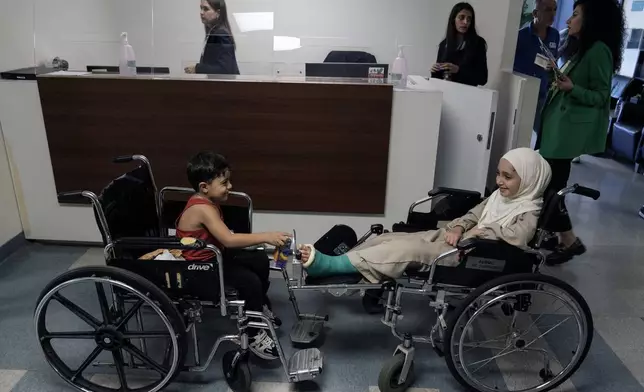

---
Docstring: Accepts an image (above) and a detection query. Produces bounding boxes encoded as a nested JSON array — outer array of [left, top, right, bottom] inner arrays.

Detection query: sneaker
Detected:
[[546, 238, 586, 265], [262, 304, 282, 329], [639, 206, 644, 220], [249, 330, 279, 360]]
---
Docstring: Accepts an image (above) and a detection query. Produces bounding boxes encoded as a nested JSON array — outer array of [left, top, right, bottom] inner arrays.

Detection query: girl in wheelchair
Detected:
[[176, 151, 291, 360], [298, 148, 552, 283]]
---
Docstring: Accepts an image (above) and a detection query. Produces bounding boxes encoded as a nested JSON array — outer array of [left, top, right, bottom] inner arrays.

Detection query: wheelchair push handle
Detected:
[[570, 184, 600, 200], [112, 155, 135, 163], [58, 191, 87, 203]]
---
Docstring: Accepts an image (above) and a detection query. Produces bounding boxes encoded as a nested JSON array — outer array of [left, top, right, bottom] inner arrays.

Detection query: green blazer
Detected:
[[539, 41, 613, 159]]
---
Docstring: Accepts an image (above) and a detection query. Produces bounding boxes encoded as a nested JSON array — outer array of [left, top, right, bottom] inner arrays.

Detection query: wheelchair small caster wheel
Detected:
[[539, 368, 554, 382], [362, 289, 385, 314], [378, 354, 415, 392], [223, 350, 252, 392]]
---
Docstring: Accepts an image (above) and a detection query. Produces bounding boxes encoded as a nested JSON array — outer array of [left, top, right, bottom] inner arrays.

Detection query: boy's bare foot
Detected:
[[297, 244, 316, 267]]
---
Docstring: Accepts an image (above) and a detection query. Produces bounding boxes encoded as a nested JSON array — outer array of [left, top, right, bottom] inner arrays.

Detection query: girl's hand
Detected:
[[556, 75, 574, 92], [443, 63, 460, 74], [431, 63, 443, 73], [444, 227, 464, 246]]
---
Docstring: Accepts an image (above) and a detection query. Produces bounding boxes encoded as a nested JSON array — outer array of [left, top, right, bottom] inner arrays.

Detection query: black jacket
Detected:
[[432, 36, 488, 86], [195, 27, 240, 75]]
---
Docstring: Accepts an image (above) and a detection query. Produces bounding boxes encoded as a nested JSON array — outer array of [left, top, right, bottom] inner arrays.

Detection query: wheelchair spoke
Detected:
[[41, 331, 98, 340], [53, 293, 102, 329], [122, 343, 168, 376], [95, 282, 112, 325], [112, 350, 129, 391], [72, 346, 103, 382], [115, 299, 145, 331], [122, 332, 171, 339]]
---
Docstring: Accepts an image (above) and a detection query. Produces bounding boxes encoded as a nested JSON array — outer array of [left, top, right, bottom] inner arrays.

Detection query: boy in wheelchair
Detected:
[[298, 148, 552, 283], [175, 151, 291, 360]]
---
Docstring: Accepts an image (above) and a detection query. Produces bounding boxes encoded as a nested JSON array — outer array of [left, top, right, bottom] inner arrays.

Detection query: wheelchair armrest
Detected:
[[428, 187, 481, 199], [456, 237, 504, 251], [112, 237, 211, 251]]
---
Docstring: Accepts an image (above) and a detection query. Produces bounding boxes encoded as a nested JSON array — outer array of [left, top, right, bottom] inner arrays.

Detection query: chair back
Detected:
[[96, 165, 160, 245]]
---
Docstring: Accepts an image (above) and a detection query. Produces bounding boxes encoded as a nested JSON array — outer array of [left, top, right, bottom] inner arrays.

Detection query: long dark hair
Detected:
[[444, 2, 483, 56], [205, 0, 235, 48], [565, 0, 625, 72]]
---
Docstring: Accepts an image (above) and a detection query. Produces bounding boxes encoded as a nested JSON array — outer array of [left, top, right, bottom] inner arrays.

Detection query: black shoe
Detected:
[[639, 206, 644, 220], [546, 238, 586, 265]]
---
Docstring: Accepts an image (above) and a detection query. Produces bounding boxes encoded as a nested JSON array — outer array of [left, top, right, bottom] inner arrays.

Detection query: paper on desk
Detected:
[[48, 71, 91, 76]]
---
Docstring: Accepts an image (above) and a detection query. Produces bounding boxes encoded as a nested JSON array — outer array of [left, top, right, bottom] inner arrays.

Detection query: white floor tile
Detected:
[[595, 316, 644, 387], [0, 369, 27, 392], [68, 247, 106, 270]]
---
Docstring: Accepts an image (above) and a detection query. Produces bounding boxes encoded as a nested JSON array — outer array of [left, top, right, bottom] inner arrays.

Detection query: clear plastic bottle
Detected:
[[391, 45, 409, 88], [119, 32, 137, 76]]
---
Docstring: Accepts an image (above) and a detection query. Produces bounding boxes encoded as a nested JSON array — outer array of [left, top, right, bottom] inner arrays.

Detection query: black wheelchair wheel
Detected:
[[444, 273, 593, 392], [222, 350, 252, 392], [34, 266, 188, 392], [377, 354, 415, 392]]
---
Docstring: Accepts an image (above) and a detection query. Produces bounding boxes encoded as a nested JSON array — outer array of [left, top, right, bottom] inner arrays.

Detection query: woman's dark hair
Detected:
[[205, 0, 235, 47], [187, 151, 231, 191], [566, 0, 625, 72], [443, 2, 485, 60], [444, 2, 482, 59]]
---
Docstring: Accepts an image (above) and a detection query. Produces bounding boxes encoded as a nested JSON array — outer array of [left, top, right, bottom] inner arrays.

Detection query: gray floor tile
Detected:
[[0, 244, 86, 371]]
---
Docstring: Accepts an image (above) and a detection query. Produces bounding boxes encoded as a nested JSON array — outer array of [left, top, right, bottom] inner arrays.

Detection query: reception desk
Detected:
[[38, 73, 394, 214], [0, 73, 443, 242]]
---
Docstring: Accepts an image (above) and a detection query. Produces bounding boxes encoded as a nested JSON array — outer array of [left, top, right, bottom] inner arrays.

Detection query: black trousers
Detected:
[[544, 158, 573, 233], [223, 249, 271, 312]]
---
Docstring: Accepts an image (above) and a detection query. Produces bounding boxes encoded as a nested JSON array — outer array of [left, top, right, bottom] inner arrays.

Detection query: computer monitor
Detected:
[[86, 66, 170, 74], [305, 63, 388, 79]]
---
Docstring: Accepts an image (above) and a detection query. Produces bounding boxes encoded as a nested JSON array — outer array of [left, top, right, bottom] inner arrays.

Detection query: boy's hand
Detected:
[[265, 232, 292, 247], [444, 227, 464, 247]]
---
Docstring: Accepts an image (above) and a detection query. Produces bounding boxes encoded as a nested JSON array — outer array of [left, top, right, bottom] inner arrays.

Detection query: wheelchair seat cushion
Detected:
[[305, 273, 363, 285]]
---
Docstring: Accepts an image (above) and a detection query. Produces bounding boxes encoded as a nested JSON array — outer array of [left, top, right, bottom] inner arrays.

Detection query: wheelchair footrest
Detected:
[[288, 348, 323, 382], [290, 317, 325, 346]]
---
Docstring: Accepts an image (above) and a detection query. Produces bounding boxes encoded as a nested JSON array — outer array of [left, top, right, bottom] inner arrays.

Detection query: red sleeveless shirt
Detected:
[[175, 196, 224, 261]]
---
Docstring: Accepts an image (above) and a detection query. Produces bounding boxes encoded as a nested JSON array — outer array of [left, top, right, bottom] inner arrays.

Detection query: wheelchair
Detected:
[[279, 186, 598, 392], [34, 155, 322, 392]]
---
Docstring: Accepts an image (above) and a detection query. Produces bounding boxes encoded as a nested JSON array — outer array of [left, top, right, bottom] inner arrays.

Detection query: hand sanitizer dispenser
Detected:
[[119, 32, 137, 76], [391, 45, 409, 88]]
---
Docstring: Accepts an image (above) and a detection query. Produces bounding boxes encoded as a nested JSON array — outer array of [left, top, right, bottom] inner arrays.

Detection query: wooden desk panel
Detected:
[[38, 77, 393, 214]]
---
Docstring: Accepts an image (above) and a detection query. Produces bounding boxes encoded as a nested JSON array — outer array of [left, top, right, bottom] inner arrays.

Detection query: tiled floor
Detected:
[[1, 155, 643, 392]]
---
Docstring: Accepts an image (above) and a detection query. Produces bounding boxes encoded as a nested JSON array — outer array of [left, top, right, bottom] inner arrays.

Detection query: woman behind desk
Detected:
[[185, 0, 239, 75], [431, 2, 488, 86]]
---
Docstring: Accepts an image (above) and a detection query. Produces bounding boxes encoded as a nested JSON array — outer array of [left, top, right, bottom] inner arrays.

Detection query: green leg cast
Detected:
[[306, 252, 358, 277]]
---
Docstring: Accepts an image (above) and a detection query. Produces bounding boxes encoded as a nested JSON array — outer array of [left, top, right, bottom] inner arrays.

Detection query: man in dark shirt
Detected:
[[513, 0, 559, 139]]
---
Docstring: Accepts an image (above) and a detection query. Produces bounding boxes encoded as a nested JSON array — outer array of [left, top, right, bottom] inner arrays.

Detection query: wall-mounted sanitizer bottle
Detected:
[[119, 32, 137, 76], [391, 45, 409, 88]]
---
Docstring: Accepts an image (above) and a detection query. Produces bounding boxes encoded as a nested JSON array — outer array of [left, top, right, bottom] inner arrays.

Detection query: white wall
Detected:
[[0, 0, 27, 247], [9, 0, 522, 88], [0, 125, 23, 247]]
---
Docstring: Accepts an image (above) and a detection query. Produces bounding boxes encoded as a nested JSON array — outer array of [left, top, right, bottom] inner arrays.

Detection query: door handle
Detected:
[[477, 134, 483, 142]]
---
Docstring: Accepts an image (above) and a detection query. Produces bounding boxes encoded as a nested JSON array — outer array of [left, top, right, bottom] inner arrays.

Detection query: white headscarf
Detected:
[[478, 148, 552, 228]]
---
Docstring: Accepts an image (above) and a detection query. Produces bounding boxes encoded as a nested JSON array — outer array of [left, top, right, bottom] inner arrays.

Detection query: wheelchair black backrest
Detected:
[[96, 165, 160, 245], [396, 193, 482, 232]]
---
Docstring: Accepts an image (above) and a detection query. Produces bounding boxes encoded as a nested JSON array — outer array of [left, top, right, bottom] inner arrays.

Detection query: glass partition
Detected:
[[28, 0, 511, 82]]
